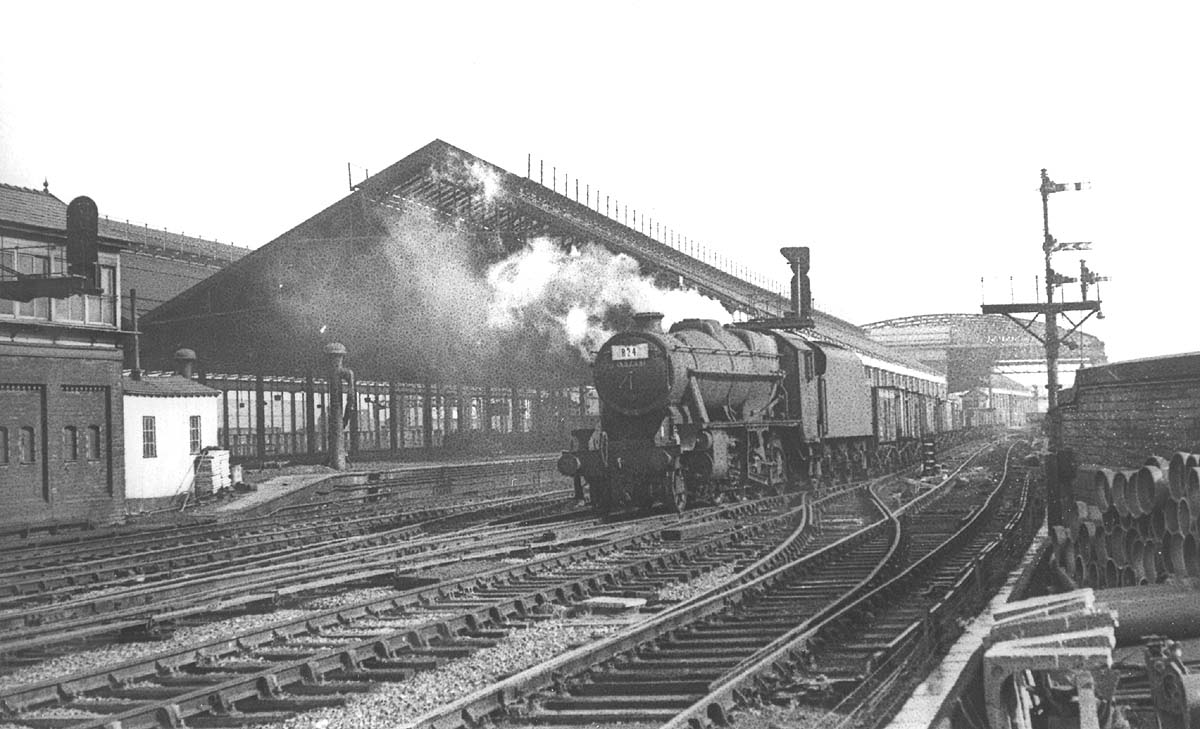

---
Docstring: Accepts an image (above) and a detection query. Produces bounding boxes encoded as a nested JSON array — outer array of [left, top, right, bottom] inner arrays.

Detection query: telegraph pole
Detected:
[[982, 169, 1105, 527]]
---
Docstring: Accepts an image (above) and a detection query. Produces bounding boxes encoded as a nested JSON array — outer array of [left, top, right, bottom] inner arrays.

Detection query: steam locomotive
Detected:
[[557, 247, 929, 514]]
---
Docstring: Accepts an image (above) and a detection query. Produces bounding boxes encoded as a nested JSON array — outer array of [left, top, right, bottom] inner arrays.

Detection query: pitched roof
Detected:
[[0, 182, 66, 230], [123, 373, 220, 397], [139, 139, 943, 381], [0, 182, 249, 266]]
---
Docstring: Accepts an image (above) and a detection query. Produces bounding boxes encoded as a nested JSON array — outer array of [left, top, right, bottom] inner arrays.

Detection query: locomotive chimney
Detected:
[[173, 348, 197, 379], [780, 247, 814, 328], [632, 312, 665, 334]]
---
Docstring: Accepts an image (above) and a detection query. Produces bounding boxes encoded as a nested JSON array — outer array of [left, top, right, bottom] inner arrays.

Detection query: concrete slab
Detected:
[[579, 596, 648, 613]]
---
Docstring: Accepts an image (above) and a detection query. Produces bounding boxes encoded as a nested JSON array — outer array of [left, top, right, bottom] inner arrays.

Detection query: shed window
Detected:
[[189, 415, 202, 455], [142, 416, 157, 459], [0, 427, 7, 464]]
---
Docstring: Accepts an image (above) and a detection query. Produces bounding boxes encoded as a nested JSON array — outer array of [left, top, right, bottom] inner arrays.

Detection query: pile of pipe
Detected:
[[1050, 452, 1200, 588]]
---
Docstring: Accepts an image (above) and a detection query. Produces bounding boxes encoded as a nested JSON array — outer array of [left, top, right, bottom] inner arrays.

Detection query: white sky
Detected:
[[2, 2, 1197, 365]]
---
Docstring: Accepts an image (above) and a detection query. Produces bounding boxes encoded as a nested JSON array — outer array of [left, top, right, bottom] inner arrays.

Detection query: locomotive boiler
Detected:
[[558, 247, 879, 513]]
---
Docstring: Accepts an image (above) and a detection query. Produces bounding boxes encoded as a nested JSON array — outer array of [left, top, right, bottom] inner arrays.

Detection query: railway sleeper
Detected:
[[188, 661, 274, 675], [592, 586, 658, 602], [457, 628, 510, 639], [409, 643, 485, 657], [104, 685, 187, 700], [154, 673, 245, 687], [186, 709, 295, 727], [362, 656, 439, 671], [328, 667, 420, 682], [666, 636, 773, 650], [235, 694, 348, 712], [703, 617, 802, 630], [684, 626, 784, 640], [521, 706, 683, 723], [66, 698, 153, 714], [630, 654, 743, 669], [6, 715, 105, 728], [540, 693, 697, 710], [571, 676, 714, 694], [286, 681, 373, 695], [812, 650, 886, 678]]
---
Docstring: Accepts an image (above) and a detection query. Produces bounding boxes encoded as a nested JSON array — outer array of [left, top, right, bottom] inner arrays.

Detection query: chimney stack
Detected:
[[780, 247, 814, 328], [632, 312, 665, 334], [173, 348, 197, 379]]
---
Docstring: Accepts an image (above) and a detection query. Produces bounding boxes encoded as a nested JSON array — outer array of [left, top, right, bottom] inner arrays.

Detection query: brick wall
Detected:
[[0, 342, 124, 527], [1059, 353, 1200, 469]]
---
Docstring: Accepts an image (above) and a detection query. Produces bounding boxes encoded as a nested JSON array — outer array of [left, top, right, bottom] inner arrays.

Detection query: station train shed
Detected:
[[139, 140, 954, 466]]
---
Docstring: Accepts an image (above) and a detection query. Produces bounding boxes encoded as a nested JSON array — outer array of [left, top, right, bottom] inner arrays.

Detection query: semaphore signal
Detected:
[[981, 168, 1108, 528]]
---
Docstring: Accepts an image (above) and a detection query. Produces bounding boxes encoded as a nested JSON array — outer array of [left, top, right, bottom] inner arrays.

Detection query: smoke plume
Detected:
[[279, 152, 734, 382], [429, 149, 506, 205], [486, 238, 732, 356]]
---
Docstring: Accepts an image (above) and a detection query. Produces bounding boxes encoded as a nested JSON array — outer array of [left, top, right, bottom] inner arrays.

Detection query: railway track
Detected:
[[687, 440, 1036, 729], [0, 493, 812, 728], [0, 492, 582, 664], [0, 483, 565, 583], [388, 438, 1030, 729], [0, 437, 1019, 729]]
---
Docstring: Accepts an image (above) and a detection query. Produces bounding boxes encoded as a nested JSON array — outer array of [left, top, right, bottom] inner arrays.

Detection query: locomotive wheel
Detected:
[[666, 473, 688, 513]]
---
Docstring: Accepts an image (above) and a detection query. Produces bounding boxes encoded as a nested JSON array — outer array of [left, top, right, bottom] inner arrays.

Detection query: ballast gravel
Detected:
[[265, 606, 624, 729], [0, 609, 311, 691], [657, 563, 737, 601]]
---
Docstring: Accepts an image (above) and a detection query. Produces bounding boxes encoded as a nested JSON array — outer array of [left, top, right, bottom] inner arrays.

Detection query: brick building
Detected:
[[0, 183, 246, 528], [1059, 353, 1200, 469]]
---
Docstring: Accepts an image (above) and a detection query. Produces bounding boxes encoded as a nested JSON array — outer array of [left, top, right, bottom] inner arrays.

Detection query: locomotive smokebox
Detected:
[[632, 312, 665, 334], [780, 247, 814, 328]]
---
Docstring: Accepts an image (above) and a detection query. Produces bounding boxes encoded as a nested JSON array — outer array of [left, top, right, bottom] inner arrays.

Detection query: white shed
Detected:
[[123, 354, 220, 511]]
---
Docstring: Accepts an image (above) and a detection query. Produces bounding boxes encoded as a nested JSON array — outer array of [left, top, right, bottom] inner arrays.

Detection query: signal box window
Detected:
[[19, 427, 36, 463], [63, 426, 78, 461], [0, 427, 7, 464], [87, 426, 101, 461]]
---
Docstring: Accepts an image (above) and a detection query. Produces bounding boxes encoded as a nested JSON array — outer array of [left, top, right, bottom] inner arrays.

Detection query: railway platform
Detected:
[[181, 453, 561, 518]]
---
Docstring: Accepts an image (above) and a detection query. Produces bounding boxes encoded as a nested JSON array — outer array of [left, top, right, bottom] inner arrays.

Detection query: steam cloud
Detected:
[[429, 149, 506, 205], [486, 238, 732, 356], [282, 154, 734, 381]]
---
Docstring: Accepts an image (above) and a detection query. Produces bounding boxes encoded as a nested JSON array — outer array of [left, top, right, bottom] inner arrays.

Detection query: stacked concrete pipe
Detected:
[[1051, 453, 1200, 588]]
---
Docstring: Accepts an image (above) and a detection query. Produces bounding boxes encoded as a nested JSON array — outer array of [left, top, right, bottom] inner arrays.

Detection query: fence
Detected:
[[194, 372, 599, 462]]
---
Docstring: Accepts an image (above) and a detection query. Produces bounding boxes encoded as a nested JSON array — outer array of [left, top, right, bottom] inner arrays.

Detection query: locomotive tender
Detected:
[[557, 247, 932, 513]]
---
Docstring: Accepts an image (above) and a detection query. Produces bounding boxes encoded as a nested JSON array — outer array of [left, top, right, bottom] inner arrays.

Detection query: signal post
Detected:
[[981, 169, 1106, 527]]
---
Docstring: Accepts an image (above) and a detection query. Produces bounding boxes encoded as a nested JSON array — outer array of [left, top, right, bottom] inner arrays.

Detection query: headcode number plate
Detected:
[[612, 344, 649, 361]]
